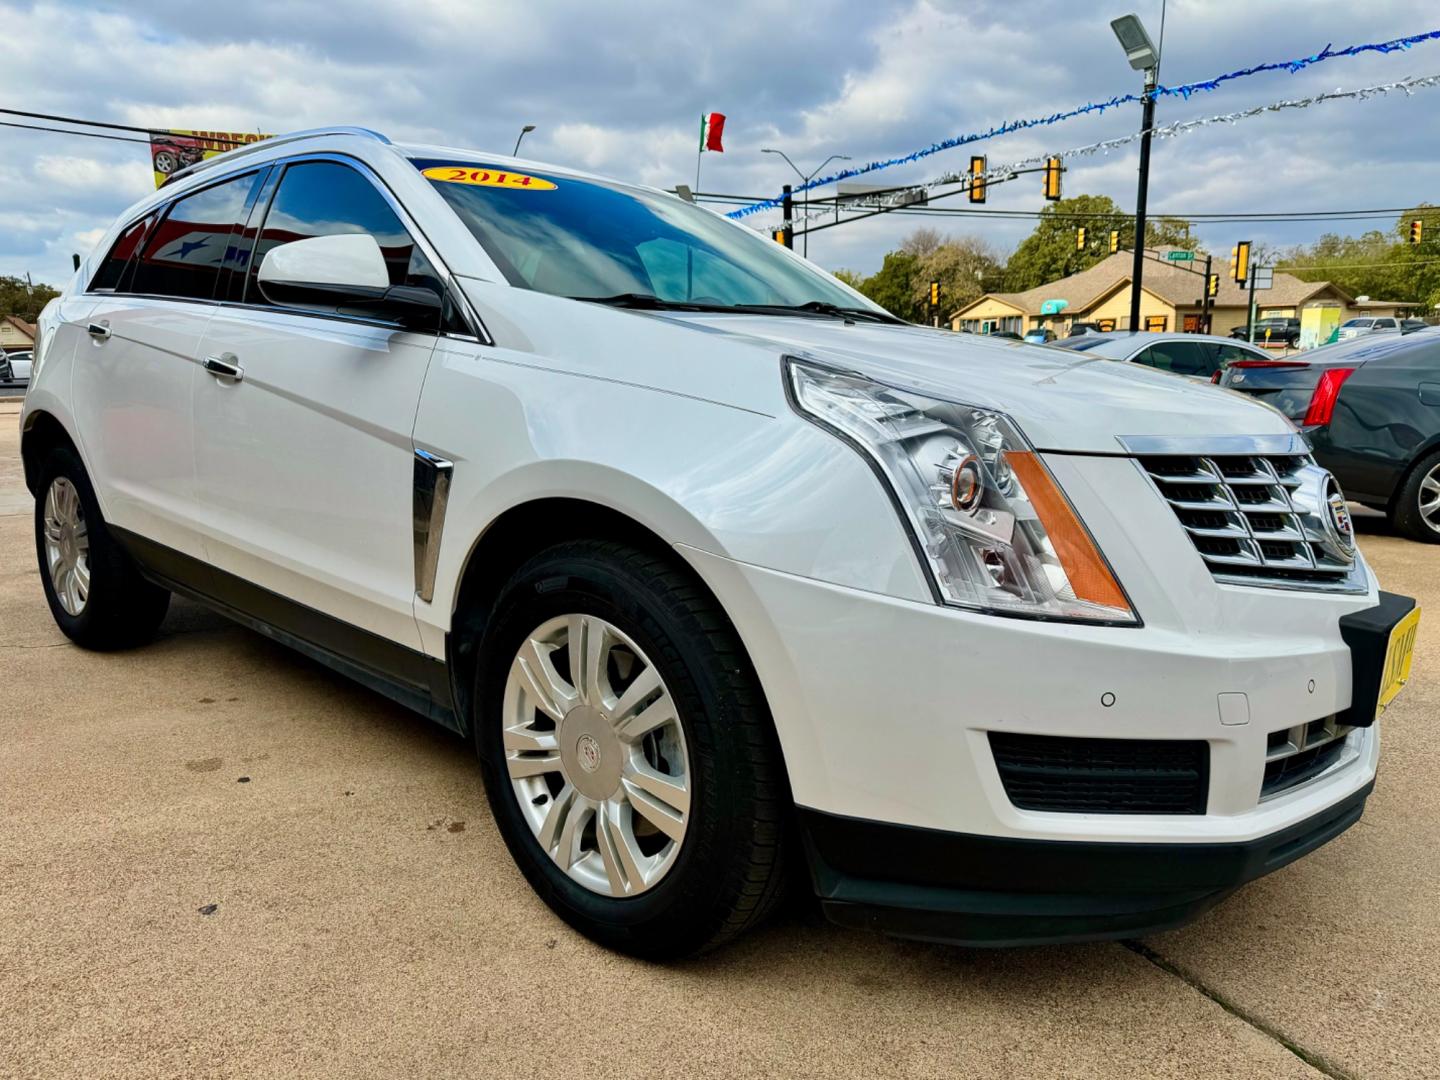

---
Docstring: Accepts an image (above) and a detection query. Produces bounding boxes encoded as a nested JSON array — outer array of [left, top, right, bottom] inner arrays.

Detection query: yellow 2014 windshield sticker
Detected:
[[423, 167, 557, 190]]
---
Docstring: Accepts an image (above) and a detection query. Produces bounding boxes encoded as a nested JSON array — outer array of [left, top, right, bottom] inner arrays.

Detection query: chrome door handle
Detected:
[[86, 322, 110, 340], [202, 354, 244, 382]]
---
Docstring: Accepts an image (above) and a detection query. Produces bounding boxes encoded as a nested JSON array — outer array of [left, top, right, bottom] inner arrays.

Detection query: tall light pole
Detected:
[[761, 149, 851, 257], [1111, 14, 1159, 335], [513, 124, 536, 156]]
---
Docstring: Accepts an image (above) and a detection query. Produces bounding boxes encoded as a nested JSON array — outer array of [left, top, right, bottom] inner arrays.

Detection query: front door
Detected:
[[190, 158, 445, 650]]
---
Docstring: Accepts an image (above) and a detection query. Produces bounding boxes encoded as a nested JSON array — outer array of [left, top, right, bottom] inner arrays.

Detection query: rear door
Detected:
[[190, 157, 447, 649], [72, 171, 263, 559]]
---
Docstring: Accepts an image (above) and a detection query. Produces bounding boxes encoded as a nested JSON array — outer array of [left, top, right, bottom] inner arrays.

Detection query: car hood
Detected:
[[655, 314, 1295, 453]]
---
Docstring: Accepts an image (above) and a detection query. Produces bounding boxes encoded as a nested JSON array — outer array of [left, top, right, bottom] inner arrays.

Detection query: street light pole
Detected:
[[513, 124, 536, 156], [1129, 67, 1157, 334], [761, 149, 851, 257], [1111, 14, 1160, 335]]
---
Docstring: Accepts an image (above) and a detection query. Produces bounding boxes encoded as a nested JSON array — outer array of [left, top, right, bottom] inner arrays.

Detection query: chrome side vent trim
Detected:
[[412, 449, 454, 603]]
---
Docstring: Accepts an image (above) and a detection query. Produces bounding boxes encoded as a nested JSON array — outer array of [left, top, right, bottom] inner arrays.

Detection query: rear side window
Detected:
[[1135, 341, 1211, 377], [130, 172, 260, 300], [1215, 343, 1264, 367], [89, 214, 156, 292], [246, 161, 439, 308]]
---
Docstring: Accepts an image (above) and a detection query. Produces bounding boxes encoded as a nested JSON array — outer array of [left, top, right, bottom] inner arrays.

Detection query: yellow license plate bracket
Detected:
[[1377, 606, 1421, 715]]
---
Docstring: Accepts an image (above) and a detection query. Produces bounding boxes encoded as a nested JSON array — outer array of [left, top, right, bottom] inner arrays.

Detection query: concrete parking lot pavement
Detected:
[[2, 397, 1436, 1080]]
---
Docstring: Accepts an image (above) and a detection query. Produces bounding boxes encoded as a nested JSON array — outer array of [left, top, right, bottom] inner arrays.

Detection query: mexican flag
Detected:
[[699, 112, 726, 153]]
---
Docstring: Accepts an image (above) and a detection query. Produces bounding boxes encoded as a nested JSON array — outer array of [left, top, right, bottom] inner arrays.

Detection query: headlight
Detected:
[[786, 359, 1137, 625]]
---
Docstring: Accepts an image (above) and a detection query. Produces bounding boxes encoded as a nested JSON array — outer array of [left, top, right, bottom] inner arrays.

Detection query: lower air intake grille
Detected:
[[1136, 451, 1362, 591], [989, 732, 1209, 814], [1262, 716, 1354, 800]]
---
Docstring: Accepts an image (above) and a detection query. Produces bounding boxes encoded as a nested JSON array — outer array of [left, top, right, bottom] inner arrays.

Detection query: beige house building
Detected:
[[1, 315, 36, 354], [951, 249, 1404, 343]]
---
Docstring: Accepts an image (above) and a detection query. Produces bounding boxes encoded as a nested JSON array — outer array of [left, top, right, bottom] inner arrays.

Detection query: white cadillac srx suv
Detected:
[[21, 128, 1420, 958]]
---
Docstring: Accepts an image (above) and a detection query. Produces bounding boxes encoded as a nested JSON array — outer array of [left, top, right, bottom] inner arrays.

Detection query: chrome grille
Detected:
[[1135, 449, 1365, 592], [1261, 716, 1356, 800]]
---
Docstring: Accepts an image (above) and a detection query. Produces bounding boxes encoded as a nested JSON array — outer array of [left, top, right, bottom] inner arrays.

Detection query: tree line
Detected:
[[0, 276, 61, 324]]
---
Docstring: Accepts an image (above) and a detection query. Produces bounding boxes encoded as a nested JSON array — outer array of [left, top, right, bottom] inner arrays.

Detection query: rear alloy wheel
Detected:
[[34, 447, 170, 648], [42, 477, 91, 617], [475, 540, 789, 958], [503, 613, 690, 898], [1393, 450, 1440, 544]]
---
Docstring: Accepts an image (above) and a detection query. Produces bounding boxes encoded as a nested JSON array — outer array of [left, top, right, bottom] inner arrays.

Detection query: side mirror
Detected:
[[257, 234, 441, 331]]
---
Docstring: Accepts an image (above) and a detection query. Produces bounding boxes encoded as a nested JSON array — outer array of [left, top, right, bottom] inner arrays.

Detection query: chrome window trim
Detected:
[[85, 150, 493, 347]]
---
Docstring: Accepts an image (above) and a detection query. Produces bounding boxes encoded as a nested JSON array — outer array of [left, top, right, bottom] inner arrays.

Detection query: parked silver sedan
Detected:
[[1049, 332, 1271, 383], [0, 350, 32, 387]]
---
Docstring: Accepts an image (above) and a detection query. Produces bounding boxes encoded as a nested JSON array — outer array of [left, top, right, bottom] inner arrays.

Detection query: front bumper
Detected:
[[800, 782, 1372, 946], [678, 448, 1406, 945]]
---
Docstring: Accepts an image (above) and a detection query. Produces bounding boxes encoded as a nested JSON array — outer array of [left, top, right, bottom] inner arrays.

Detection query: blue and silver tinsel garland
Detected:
[[726, 28, 1440, 219]]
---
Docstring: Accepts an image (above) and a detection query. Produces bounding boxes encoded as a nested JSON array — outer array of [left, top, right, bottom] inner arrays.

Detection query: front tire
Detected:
[[34, 447, 170, 648], [473, 540, 788, 958], [1392, 449, 1440, 543]]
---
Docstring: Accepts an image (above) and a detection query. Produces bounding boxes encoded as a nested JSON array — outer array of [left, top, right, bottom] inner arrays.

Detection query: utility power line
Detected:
[[0, 106, 251, 145], [695, 192, 1431, 226], [0, 119, 150, 144]]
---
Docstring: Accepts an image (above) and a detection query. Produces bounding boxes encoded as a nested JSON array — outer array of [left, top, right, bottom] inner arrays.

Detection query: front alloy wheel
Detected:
[[503, 614, 690, 897], [475, 539, 789, 958]]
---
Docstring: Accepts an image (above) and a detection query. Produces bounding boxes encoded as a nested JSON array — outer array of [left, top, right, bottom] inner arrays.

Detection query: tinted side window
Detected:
[[248, 161, 438, 311], [1136, 341, 1209, 376], [1215, 343, 1262, 368], [130, 172, 260, 300], [90, 215, 156, 292]]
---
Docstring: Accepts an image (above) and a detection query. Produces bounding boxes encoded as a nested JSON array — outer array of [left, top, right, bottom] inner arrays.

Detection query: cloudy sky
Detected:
[[1, 0, 1437, 288]]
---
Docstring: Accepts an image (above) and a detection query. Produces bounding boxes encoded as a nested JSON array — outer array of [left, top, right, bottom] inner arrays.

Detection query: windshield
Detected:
[[1341, 318, 1374, 328], [416, 159, 881, 313]]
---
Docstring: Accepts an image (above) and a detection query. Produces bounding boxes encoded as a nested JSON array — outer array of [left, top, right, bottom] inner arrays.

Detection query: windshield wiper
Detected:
[[571, 293, 731, 312], [572, 293, 905, 325], [744, 301, 905, 325]]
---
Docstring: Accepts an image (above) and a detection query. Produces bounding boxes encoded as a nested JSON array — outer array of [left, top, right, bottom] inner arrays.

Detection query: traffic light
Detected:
[[968, 156, 986, 203], [1076, 227, 1087, 251], [1230, 241, 1251, 284], [772, 228, 786, 244], [1411, 219, 1424, 245], [1043, 157, 1062, 201], [1109, 230, 1119, 254], [929, 280, 941, 306], [1207, 273, 1219, 298]]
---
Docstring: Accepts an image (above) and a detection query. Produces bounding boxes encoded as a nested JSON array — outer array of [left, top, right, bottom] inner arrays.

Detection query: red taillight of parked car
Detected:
[[1303, 367, 1357, 427]]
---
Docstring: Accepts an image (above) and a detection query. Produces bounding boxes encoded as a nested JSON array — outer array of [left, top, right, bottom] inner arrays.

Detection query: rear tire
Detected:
[[473, 539, 789, 959], [1391, 450, 1440, 544], [34, 446, 170, 649]]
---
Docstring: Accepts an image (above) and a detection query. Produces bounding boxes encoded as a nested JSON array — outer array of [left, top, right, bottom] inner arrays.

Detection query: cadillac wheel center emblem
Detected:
[[1326, 477, 1356, 555], [576, 733, 602, 773]]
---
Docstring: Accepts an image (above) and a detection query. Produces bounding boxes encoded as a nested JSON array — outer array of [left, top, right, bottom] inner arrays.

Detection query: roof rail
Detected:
[[161, 126, 392, 187]]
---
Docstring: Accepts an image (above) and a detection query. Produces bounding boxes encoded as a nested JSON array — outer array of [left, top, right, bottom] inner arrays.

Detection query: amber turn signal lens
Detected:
[[1004, 450, 1130, 611]]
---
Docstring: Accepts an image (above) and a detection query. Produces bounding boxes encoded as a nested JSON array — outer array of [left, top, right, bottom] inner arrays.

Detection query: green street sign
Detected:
[[1166, 250, 1195, 262]]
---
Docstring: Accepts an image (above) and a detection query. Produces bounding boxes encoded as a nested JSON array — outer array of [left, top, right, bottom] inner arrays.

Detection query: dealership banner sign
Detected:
[[149, 130, 271, 187]]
